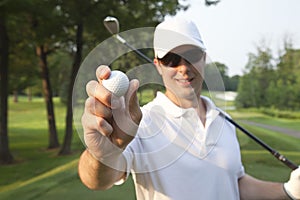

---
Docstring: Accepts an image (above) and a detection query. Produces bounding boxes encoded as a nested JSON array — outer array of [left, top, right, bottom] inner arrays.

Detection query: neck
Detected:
[[165, 90, 202, 109]]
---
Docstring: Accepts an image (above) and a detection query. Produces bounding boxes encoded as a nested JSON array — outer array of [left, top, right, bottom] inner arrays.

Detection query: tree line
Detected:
[[0, 0, 187, 164], [204, 62, 240, 91], [0, 0, 221, 164], [236, 41, 300, 111]]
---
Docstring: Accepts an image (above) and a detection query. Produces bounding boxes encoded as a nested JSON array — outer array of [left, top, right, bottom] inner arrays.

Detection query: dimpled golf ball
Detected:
[[102, 70, 129, 97]]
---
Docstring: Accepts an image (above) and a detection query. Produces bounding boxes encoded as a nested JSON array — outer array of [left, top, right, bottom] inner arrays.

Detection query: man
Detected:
[[78, 17, 300, 199]]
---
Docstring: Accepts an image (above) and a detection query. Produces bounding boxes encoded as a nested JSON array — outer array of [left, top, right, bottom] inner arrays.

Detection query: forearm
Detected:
[[239, 174, 290, 200], [78, 150, 126, 190]]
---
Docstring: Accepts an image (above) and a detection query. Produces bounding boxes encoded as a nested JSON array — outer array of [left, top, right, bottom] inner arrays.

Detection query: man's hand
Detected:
[[284, 167, 300, 200], [81, 65, 142, 168]]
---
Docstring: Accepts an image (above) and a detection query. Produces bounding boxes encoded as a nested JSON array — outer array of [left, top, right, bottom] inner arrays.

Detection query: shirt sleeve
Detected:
[[113, 140, 135, 185], [238, 165, 246, 179]]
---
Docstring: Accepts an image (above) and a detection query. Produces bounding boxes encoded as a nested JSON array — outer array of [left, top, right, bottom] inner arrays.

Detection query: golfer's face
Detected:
[[155, 45, 206, 104]]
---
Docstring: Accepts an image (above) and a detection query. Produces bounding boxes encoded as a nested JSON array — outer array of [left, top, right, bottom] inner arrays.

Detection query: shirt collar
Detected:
[[154, 92, 220, 119], [201, 95, 221, 126]]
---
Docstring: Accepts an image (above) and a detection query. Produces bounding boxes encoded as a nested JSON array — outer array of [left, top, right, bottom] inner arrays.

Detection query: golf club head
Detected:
[[103, 16, 120, 35]]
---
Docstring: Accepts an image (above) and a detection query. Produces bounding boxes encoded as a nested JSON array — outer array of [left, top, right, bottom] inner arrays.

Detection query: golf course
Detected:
[[0, 94, 299, 200], [1, 0, 300, 199]]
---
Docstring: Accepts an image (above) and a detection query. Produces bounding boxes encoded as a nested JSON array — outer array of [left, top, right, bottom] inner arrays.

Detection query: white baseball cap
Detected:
[[154, 17, 206, 59]]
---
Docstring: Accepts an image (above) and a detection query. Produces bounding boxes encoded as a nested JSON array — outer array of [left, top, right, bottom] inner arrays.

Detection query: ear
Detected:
[[153, 58, 162, 75]]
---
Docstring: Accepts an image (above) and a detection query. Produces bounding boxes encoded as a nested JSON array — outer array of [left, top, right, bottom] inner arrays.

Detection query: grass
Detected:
[[0, 94, 300, 199], [229, 109, 300, 181], [1, 96, 136, 200], [230, 109, 300, 131]]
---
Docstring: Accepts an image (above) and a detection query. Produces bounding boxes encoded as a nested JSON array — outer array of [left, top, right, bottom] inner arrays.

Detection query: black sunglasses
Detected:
[[158, 48, 204, 67]]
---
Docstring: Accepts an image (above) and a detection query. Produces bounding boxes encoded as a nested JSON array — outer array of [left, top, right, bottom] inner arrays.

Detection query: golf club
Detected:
[[103, 16, 298, 170], [217, 111, 298, 170], [103, 16, 153, 63]]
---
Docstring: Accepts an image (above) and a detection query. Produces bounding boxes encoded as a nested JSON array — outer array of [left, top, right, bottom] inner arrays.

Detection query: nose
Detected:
[[177, 59, 191, 74]]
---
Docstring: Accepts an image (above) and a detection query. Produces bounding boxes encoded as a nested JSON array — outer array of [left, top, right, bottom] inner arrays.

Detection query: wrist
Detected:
[[87, 136, 127, 171]]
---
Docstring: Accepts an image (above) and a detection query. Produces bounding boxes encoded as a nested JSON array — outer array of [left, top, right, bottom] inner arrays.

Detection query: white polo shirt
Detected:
[[123, 92, 244, 200]]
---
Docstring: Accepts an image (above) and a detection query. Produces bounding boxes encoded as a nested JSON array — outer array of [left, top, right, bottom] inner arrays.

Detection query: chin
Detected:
[[176, 89, 199, 100]]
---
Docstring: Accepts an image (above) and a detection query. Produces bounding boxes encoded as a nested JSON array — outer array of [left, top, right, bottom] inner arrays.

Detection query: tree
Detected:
[[57, 0, 189, 155], [48, 50, 72, 100], [204, 62, 240, 91], [236, 38, 300, 110], [57, 0, 97, 155], [0, 3, 14, 164], [235, 73, 257, 108], [27, 0, 65, 149], [36, 44, 60, 148], [236, 44, 275, 108], [269, 42, 300, 110], [59, 21, 83, 154], [204, 61, 229, 91], [0, 0, 223, 160], [227, 75, 240, 91], [9, 41, 39, 102]]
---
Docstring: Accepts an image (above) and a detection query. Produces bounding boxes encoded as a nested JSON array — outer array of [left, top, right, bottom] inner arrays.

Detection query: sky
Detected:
[[167, 0, 300, 76]]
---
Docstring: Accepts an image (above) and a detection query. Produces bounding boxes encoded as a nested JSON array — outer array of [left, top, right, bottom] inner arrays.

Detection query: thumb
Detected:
[[125, 79, 142, 125], [111, 79, 141, 138]]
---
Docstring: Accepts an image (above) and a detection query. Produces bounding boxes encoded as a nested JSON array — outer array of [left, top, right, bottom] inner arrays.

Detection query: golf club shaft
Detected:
[[224, 115, 298, 170], [115, 34, 153, 63], [106, 22, 298, 170]]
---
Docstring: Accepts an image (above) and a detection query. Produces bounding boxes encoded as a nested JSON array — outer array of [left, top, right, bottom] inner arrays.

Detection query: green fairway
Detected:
[[0, 96, 299, 200], [229, 109, 300, 131], [229, 109, 300, 181]]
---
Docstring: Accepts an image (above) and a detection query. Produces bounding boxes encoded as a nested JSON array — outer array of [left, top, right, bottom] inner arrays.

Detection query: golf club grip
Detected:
[[224, 115, 298, 170], [272, 152, 299, 170]]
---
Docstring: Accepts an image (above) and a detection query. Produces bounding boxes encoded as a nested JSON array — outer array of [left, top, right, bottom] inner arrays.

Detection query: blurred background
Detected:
[[0, 0, 300, 199]]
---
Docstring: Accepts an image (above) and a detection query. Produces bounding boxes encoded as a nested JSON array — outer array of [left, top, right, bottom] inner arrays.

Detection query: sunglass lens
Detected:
[[159, 48, 204, 67], [160, 53, 181, 67]]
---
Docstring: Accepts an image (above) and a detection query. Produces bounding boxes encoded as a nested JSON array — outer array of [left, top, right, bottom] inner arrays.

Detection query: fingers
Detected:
[[83, 65, 122, 139], [125, 79, 140, 104], [125, 79, 142, 124], [83, 65, 141, 150], [96, 65, 111, 81], [110, 79, 142, 139], [81, 111, 113, 137], [85, 97, 112, 118], [87, 65, 121, 108], [86, 80, 121, 109]]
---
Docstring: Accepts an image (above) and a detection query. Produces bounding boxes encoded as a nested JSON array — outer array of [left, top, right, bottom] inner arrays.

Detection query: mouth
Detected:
[[175, 78, 194, 86]]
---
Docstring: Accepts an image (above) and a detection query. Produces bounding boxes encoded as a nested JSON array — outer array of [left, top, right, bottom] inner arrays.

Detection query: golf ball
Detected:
[[102, 70, 129, 97]]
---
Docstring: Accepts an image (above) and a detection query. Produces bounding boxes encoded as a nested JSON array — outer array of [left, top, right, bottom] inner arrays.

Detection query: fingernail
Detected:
[[97, 65, 109, 79]]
